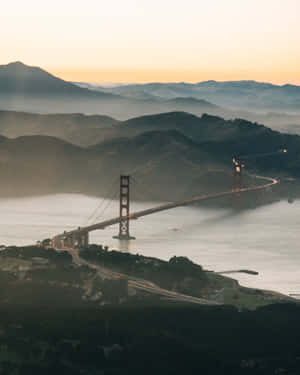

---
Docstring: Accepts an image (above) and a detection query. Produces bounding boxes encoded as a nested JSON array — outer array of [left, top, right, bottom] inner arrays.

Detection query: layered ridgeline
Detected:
[[0, 130, 234, 199], [0, 111, 298, 200], [98, 80, 300, 113], [2, 62, 300, 131], [0, 62, 224, 119], [1, 109, 299, 150]]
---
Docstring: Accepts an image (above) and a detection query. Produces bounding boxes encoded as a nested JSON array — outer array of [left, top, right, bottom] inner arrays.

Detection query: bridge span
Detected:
[[53, 174, 279, 249]]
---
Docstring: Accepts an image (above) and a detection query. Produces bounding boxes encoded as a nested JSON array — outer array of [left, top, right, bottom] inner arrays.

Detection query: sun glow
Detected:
[[1, 0, 300, 83]]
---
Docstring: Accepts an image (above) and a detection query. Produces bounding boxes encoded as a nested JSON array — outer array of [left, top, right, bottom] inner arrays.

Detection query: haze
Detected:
[[1, 0, 300, 83]]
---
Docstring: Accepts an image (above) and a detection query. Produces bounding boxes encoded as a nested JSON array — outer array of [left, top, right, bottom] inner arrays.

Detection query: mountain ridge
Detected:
[[4, 61, 300, 131]]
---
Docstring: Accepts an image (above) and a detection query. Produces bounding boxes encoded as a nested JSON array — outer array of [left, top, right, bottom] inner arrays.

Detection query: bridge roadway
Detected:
[[52, 174, 278, 306], [53, 174, 278, 244]]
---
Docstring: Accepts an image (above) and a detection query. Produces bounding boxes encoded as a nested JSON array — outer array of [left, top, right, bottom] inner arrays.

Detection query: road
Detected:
[[69, 248, 221, 306]]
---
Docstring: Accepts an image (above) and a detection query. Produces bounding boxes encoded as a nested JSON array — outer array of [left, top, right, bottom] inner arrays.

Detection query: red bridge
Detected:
[[52, 166, 279, 249]]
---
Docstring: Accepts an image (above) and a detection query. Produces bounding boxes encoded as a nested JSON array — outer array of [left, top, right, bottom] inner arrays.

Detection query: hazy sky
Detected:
[[1, 0, 300, 83]]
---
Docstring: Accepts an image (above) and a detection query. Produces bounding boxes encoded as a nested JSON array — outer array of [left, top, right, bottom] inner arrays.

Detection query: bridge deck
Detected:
[[54, 175, 278, 240]]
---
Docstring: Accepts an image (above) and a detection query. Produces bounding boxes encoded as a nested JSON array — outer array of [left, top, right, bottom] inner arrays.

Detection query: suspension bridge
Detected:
[[52, 153, 282, 250]]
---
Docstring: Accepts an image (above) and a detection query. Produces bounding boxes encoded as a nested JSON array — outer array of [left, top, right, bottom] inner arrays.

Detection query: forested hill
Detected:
[[0, 117, 297, 200]]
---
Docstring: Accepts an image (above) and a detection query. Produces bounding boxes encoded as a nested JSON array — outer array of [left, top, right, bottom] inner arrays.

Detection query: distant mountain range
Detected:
[[0, 110, 298, 200], [1, 62, 300, 132], [96, 80, 300, 112], [0, 62, 221, 120], [0, 61, 299, 202]]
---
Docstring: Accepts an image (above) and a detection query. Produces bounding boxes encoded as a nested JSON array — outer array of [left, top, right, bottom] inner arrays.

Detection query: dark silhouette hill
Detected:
[[0, 130, 237, 199], [0, 110, 298, 186], [0, 110, 120, 146], [1, 110, 294, 147], [0, 112, 299, 200]]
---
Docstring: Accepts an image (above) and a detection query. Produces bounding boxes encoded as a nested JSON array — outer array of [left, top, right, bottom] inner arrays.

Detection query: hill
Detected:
[[0, 62, 137, 117], [0, 128, 252, 200], [101, 80, 300, 113], [1, 110, 296, 148], [0, 110, 120, 146], [0, 113, 298, 202], [0, 62, 221, 119], [0, 245, 298, 374], [2, 62, 300, 131], [0, 61, 119, 99]]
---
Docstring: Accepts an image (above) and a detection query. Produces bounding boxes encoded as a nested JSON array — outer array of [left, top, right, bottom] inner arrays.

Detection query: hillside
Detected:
[[2, 62, 300, 132], [0, 118, 297, 202], [2, 110, 300, 148], [0, 245, 298, 374], [0, 62, 137, 117], [0, 111, 120, 146], [0, 62, 118, 99], [0, 62, 219, 119], [4, 62, 300, 132], [0, 130, 238, 199]]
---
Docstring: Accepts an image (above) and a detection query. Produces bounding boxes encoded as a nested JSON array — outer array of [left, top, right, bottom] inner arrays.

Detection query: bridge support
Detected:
[[75, 231, 89, 249], [58, 230, 89, 249], [113, 175, 135, 240]]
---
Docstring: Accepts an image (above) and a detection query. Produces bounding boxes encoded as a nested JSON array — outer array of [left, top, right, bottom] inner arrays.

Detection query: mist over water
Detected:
[[0, 194, 299, 295]]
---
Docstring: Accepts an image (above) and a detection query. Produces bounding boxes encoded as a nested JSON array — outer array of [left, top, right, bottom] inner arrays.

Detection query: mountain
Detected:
[[0, 110, 274, 147], [72, 81, 300, 131], [0, 131, 234, 199], [1, 109, 300, 154], [99, 80, 300, 113], [0, 62, 119, 98], [0, 62, 255, 124], [0, 62, 228, 120], [0, 62, 139, 117], [0, 111, 120, 146], [2, 62, 300, 131], [0, 112, 299, 200]]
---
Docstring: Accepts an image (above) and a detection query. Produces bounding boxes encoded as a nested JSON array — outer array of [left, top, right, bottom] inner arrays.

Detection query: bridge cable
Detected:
[[92, 186, 120, 223], [85, 176, 120, 225]]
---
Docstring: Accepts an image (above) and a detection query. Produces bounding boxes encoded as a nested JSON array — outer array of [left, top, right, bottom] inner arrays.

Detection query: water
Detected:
[[0, 193, 299, 295]]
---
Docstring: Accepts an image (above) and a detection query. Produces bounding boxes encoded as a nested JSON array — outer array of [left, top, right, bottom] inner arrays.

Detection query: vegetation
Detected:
[[0, 245, 72, 265], [0, 244, 295, 373], [80, 246, 208, 294], [0, 303, 297, 373], [0, 108, 300, 203]]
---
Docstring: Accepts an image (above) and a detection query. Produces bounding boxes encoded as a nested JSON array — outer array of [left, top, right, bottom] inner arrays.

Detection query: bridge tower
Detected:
[[113, 175, 136, 240], [232, 157, 243, 191]]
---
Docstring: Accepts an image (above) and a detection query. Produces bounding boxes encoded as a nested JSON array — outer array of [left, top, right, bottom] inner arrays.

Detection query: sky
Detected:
[[1, 0, 300, 84]]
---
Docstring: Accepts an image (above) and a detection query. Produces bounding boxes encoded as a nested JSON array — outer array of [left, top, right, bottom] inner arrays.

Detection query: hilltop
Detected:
[[1, 109, 299, 148], [0, 130, 235, 199], [0, 110, 120, 146], [0, 62, 118, 99]]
